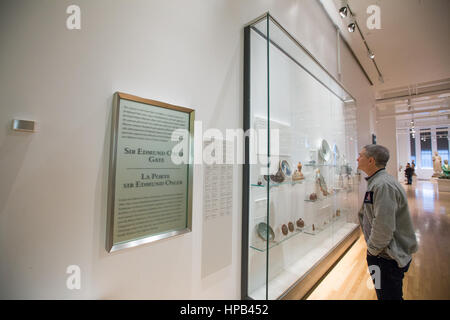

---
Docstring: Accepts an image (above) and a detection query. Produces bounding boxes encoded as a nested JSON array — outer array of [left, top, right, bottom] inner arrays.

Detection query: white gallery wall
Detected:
[[0, 0, 374, 299], [397, 129, 411, 181]]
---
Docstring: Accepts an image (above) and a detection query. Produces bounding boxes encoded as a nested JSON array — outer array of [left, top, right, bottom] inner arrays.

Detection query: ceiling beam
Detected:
[[396, 120, 450, 130], [396, 113, 450, 121], [375, 88, 450, 104], [377, 107, 450, 119], [377, 99, 449, 111]]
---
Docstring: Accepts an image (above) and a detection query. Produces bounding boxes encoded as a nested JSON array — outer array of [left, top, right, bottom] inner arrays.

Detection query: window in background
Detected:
[[436, 127, 449, 164], [420, 130, 432, 168], [410, 130, 416, 164]]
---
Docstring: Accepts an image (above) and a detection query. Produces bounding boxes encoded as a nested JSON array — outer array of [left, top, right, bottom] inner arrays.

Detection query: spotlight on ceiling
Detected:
[[368, 51, 375, 59], [348, 22, 356, 33], [339, 6, 348, 18]]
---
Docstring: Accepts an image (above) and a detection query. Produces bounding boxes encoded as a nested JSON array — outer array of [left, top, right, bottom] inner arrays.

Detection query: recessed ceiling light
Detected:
[[368, 52, 375, 59], [339, 6, 348, 18]]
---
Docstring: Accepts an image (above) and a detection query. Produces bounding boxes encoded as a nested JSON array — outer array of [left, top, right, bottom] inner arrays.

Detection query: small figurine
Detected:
[[338, 174, 344, 188], [443, 160, 450, 177], [312, 224, 315, 231], [296, 218, 305, 228], [336, 209, 341, 217], [309, 193, 318, 201], [292, 162, 305, 181], [316, 169, 329, 196]]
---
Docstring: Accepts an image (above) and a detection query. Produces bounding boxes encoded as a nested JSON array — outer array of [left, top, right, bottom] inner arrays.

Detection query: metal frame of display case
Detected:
[[241, 12, 360, 300]]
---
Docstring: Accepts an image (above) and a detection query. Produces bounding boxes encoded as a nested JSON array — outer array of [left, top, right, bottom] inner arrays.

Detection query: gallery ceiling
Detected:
[[321, 0, 450, 127]]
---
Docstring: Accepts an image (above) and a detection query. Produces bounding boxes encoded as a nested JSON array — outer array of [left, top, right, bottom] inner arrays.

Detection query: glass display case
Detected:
[[242, 13, 360, 300]]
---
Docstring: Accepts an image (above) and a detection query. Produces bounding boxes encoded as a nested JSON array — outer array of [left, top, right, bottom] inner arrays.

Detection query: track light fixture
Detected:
[[337, 1, 384, 83], [339, 0, 349, 18], [339, 6, 348, 18], [347, 21, 356, 33]]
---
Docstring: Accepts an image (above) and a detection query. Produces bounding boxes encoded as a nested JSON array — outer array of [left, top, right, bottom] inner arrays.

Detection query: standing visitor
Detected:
[[357, 144, 418, 300]]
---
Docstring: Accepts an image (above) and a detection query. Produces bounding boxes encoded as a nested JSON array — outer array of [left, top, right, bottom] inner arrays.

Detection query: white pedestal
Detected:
[[437, 179, 450, 192]]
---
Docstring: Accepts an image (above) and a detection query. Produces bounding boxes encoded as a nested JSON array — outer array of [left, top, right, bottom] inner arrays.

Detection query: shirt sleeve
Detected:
[[367, 184, 397, 256], [358, 205, 364, 228]]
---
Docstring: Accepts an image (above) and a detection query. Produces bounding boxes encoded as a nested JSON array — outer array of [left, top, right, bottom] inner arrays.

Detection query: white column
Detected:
[[431, 127, 438, 156], [376, 117, 398, 179], [415, 130, 421, 169]]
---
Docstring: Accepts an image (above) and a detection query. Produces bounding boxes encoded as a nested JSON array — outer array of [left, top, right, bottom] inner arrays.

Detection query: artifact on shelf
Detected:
[[338, 174, 344, 188], [288, 222, 294, 233], [257, 222, 275, 242], [309, 192, 318, 201], [316, 169, 329, 196], [336, 209, 341, 217], [281, 224, 289, 236], [333, 144, 340, 165], [442, 160, 450, 177], [312, 224, 315, 231], [263, 169, 285, 184], [318, 139, 331, 163], [292, 162, 305, 181], [257, 177, 264, 186], [296, 218, 305, 228], [309, 149, 318, 164], [280, 160, 292, 177]]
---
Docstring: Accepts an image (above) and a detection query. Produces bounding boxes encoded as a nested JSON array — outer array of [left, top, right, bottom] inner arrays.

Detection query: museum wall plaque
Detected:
[[106, 92, 194, 252]]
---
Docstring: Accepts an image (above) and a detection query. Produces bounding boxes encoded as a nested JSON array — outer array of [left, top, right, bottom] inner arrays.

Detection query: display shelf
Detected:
[[251, 180, 304, 188], [250, 214, 346, 252], [303, 215, 344, 235], [250, 226, 306, 252], [304, 194, 332, 202], [303, 163, 337, 167]]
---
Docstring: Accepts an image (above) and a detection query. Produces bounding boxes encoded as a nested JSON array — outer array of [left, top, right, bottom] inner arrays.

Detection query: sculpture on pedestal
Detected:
[[442, 160, 450, 177], [432, 152, 443, 177]]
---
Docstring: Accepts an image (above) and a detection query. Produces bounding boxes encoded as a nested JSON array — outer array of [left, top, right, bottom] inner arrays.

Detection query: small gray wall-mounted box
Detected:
[[12, 119, 36, 132]]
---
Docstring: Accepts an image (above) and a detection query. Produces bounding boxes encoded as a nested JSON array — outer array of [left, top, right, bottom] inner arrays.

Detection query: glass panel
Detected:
[[245, 14, 359, 300], [420, 130, 432, 168], [437, 129, 449, 163], [247, 14, 270, 300]]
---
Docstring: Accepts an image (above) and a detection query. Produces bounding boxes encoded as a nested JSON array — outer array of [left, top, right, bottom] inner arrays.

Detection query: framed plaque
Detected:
[[106, 92, 194, 252]]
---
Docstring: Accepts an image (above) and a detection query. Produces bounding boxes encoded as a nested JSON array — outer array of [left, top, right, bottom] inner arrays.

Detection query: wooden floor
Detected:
[[307, 180, 450, 300]]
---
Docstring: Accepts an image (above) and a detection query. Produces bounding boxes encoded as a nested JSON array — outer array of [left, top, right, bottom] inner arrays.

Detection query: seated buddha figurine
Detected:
[[292, 162, 305, 181], [443, 160, 450, 177]]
